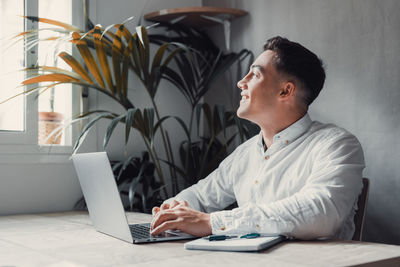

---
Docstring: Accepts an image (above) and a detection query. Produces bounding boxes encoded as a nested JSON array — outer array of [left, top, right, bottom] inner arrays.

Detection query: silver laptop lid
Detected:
[[72, 152, 133, 243]]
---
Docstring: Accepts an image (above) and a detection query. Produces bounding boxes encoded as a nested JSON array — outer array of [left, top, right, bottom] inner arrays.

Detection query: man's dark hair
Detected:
[[264, 36, 326, 106]]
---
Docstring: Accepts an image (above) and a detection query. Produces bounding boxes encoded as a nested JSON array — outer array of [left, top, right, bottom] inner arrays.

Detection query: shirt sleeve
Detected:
[[210, 131, 365, 239], [163, 147, 238, 213]]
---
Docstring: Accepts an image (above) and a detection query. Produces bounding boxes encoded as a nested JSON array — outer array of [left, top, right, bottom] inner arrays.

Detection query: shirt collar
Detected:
[[257, 113, 312, 149]]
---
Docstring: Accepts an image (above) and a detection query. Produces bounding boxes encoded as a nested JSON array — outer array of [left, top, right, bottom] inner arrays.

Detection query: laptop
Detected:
[[72, 151, 195, 243]]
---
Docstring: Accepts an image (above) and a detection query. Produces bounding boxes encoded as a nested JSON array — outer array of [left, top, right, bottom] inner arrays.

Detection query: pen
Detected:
[[203, 235, 237, 241], [240, 233, 260, 239]]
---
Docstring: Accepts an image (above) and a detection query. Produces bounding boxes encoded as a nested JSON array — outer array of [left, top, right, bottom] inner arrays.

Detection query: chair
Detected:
[[352, 178, 370, 241]]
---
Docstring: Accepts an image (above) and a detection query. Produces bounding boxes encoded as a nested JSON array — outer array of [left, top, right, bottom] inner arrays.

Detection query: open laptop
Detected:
[[72, 152, 195, 243]]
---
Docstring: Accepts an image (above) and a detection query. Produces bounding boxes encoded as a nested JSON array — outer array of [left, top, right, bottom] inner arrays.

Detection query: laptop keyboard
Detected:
[[129, 223, 151, 239]]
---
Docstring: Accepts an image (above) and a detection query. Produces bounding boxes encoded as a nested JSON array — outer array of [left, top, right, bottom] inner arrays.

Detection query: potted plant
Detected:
[[3, 15, 258, 211], [38, 88, 64, 145]]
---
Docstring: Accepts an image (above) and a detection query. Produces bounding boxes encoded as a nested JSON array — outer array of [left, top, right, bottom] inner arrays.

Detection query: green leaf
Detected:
[[111, 25, 124, 100], [112, 161, 124, 173], [199, 103, 213, 137], [163, 43, 192, 65], [103, 114, 126, 149], [215, 104, 226, 138], [116, 155, 138, 182], [24, 16, 81, 32], [58, 52, 93, 84], [226, 132, 238, 147], [159, 159, 187, 180], [121, 48, 130, 102], [153, 115, 190, 141], [136, 26, 150, 83], [172, 116, 190, 140], [71, 32, 106, 89], [73, 112, 115, 153], [150, 43, 169, 76], [195, 103, 202, 137], [129, 164, 145, 211], [143, 108, 155, 145], [125, 108, 139, 146], [94, 25, 114, 93], [205, 49, 252, 90]]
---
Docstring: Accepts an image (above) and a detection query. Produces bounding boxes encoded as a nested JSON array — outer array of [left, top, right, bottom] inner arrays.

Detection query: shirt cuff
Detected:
[[210, 210, 235, 234]]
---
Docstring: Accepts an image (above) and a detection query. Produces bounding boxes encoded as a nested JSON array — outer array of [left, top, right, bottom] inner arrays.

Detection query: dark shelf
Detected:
[[144, 6, 247, 28]]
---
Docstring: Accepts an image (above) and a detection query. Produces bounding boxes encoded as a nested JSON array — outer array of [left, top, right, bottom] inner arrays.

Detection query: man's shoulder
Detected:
[[308, 121, 363, 152], [310, 121, 358, 140]]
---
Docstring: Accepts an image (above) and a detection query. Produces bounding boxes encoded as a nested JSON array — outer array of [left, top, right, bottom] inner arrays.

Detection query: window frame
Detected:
[[0, 0, 85, 157]]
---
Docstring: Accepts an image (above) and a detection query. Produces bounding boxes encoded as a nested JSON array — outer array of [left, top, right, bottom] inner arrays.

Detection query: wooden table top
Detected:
[[0, 211, 399, 266]]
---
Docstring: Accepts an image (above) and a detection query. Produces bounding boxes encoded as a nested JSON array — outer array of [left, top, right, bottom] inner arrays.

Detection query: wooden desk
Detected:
[[0, 211, 399, 266]]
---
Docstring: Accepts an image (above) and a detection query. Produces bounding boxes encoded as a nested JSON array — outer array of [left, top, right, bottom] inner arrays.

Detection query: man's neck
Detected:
[[260, 111, 306, 148]]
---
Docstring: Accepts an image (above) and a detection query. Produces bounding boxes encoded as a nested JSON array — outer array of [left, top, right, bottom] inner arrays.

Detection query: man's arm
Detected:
[[154, 145, 239, 213], [150, 144, 241, 236]]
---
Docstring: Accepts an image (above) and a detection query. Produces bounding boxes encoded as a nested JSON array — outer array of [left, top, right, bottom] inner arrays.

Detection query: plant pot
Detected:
[[38, 111, 63, 145]]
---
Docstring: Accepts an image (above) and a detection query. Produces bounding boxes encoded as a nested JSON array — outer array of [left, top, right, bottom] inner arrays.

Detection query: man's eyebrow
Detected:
[[251, 64, 264, 72]]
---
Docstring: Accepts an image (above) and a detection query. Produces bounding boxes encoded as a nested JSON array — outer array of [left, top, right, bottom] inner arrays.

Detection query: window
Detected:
[[0, 0, 77, 149], [0, 0, 25, 132], [38, 0, 72, 145]]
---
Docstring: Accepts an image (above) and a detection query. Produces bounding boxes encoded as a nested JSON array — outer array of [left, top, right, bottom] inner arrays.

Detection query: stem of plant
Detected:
[[184, 108, 195, 175], [141, 133, 168, 198], [149, 96, 178, 196]]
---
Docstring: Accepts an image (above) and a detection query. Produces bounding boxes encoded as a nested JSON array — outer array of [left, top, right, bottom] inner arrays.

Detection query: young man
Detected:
[[150, 36, 365, 240]]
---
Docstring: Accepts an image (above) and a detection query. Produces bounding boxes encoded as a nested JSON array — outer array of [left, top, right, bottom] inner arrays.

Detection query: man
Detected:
[[150, 36, 365, 240]]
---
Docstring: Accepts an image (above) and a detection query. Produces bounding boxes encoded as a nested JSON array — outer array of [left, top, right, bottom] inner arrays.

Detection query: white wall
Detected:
[[204, 0, 400, 245]]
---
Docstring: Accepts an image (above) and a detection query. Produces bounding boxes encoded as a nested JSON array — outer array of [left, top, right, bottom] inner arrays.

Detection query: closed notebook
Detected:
[[184, 235, 287, 252]]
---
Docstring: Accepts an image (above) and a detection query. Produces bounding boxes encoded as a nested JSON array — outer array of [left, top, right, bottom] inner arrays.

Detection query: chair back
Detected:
[[352, 177, 370, 241]]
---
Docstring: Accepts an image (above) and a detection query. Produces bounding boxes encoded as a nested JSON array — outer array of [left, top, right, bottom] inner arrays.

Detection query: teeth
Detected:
[[241, 95, 249, 100]]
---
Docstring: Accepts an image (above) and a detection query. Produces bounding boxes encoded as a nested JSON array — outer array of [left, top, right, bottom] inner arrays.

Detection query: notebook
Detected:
[[184, 235, 287, 252], [72, 152, 195, 244]]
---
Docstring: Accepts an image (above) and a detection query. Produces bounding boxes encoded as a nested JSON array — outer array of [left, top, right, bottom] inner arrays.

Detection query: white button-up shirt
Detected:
[[170, 114, 365, 240]]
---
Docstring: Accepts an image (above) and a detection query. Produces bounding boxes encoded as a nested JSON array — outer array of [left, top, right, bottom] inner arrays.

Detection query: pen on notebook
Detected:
[[203, 235, 237, 241], [240, 233, 260, 239]]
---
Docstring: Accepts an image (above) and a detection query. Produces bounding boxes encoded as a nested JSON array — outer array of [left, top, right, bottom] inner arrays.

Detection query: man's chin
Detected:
[[236, 108, 248, 120]]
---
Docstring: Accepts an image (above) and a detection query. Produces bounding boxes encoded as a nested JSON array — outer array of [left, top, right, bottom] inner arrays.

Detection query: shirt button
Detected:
[[285, 140, 289, 144], [265, 155, 270, 160], [220, 226, 226, 231], [256, 224, 260, 230], [254, 180, 259, 184]]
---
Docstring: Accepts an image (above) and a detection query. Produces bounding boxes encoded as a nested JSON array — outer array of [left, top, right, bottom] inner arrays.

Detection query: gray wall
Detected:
[[204, 0, 400, 245]]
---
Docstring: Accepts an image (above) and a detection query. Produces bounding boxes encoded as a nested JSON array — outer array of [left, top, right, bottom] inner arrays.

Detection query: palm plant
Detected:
[[12, 16, 185, 198], [148, 23, 258, 187], [3, 16, 259, 211]]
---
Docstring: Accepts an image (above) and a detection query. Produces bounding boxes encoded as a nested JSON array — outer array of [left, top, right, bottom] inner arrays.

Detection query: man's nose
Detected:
[[237, 79, 247, 90]]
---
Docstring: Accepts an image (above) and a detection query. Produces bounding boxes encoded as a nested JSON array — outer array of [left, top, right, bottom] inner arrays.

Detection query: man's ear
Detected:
[[279, 82, 295, 98]]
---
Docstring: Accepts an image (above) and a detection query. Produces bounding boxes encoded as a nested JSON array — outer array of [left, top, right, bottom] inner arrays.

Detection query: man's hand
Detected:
[[150, 201, 212, 237], [151, 199, 184, 217]]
